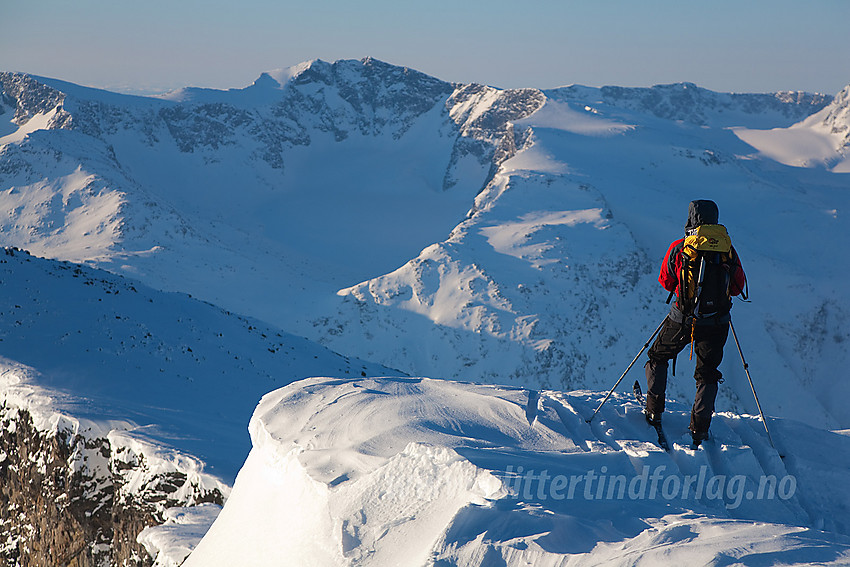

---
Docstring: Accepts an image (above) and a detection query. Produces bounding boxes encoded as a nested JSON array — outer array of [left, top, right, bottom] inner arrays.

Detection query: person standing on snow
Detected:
[[644, 199, 747, 447]]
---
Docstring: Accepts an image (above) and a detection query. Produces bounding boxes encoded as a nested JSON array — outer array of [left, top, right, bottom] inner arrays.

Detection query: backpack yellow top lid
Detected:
[[683, 224, 731, 254]]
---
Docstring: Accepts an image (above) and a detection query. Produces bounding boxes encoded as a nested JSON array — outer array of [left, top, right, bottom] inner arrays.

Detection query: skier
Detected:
[[644, 200, 747, 447]]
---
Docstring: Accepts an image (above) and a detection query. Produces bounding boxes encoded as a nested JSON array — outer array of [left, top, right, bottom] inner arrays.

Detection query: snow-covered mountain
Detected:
[[1, 59, 846, 432], [1, 58, 849, 565], [734, 83, 850, 171]]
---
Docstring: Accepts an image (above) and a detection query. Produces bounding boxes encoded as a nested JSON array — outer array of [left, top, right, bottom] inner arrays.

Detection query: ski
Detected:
[[633, 380, 670, 451]]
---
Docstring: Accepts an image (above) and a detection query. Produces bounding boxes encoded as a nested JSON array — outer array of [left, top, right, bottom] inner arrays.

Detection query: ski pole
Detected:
[[729, 320, 777, 450], [587, 317, 667, 423]]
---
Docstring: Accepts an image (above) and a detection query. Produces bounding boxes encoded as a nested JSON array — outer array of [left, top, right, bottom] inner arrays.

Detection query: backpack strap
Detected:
[[679, 242, 699, 316]]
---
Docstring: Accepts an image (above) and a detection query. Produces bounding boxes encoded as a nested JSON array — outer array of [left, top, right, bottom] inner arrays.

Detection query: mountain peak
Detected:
[[255, 57, 447, 92], [258, 59, 325, 89]]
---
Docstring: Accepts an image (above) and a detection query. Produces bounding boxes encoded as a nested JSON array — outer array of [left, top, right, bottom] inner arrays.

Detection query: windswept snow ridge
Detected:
[[186, 377, 850, 566]]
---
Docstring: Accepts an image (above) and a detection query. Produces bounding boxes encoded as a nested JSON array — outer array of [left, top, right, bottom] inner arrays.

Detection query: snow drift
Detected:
[[186, 376, 850, 566]]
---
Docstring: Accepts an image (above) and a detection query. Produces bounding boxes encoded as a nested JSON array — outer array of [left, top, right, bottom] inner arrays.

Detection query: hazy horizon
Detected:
[[2, 0, 848, 96]]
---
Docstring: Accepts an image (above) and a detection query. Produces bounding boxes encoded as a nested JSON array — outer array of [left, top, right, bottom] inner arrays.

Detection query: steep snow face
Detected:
[[185, 377, 850, 566], [0, 249, 396, 479]]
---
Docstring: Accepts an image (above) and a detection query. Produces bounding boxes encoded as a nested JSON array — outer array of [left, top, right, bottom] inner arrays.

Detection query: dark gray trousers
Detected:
[[644, 316, 729, 433]]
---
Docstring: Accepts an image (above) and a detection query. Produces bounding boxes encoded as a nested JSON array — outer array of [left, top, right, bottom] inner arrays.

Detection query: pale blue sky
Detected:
[[1, 0, 847, 95]]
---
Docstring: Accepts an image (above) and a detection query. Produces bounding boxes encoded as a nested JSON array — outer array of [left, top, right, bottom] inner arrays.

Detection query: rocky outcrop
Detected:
[[0, 73, 66, 124], [0, 406, 224, 567], [820, 83, 850, 147]]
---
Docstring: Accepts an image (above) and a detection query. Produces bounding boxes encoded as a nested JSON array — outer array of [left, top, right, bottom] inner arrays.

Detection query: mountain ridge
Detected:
[[184, 376, 850, 566]]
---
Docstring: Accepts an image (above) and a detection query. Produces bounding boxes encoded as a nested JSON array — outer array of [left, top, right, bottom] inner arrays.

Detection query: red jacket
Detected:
[[660, 237, 747, 304]]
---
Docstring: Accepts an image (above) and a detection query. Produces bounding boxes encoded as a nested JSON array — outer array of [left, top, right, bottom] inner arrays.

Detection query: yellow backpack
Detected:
[[678, 224, 733, 319]]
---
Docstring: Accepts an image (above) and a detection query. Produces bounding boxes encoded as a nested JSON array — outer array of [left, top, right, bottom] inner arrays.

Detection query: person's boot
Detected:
[[690, 429, 709, 447], [689, 410, 711, 447], [645, 410, 662, 426]]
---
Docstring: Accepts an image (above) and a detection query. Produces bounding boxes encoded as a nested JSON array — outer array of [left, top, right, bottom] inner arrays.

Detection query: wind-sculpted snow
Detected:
[[185, 376, 850, 566]]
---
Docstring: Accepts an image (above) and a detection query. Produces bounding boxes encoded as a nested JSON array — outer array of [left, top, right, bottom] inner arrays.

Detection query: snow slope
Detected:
[[0, 247, 395, 479], [734, 84, 850, 172], [0, 247, 397, 564], [186, 376, 850, 566], [316, 82, 850, 431]]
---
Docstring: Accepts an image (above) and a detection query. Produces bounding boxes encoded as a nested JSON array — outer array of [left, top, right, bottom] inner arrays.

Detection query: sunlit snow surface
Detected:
[[185, 377, 850, 566]]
